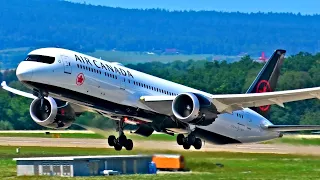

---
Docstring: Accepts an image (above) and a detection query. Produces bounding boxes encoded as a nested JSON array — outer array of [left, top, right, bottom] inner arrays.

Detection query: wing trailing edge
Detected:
[[264, 125, 320, 132]]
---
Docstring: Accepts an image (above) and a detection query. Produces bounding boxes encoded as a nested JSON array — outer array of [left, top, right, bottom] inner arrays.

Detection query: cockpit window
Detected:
[[24, 55, 55, 64]]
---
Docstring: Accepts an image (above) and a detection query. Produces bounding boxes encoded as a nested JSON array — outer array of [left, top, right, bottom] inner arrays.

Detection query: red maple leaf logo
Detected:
[[256, 80, 272, 112], [76, 73, 85, 86]]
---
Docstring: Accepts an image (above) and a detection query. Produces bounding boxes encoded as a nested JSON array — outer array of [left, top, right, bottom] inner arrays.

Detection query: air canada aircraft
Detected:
[[2, 48, 320, 151]]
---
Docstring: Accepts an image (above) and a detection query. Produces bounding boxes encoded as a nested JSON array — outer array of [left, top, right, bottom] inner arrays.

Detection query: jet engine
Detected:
[[172, 92, 218, 126], [29, 97, 76, 129]]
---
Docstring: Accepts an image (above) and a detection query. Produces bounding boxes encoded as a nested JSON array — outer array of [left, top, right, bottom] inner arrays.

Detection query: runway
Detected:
[[1, 137, 320, 156]]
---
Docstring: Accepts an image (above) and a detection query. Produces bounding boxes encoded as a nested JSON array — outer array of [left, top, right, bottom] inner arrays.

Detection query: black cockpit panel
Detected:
[[24, 55, 55, 64]]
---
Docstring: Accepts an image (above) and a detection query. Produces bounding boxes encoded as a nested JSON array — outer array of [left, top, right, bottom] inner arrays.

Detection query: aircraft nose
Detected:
[[16, 62, 33, 81]]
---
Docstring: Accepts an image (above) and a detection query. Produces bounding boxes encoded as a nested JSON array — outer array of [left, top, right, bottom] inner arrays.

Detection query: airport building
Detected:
[[14, 155, 155, 177]]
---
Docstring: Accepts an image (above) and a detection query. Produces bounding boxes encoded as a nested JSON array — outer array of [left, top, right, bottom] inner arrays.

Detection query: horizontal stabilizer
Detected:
[[1, 81, 36, 99], [265, 125, 320, 132]]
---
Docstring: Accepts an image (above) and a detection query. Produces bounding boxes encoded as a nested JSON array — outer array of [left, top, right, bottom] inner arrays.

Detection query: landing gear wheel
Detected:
[[112, 117, 135, 151], [177, 134, 184, 145], [125, 139, 133, 151], [108, 135, 116, 146], [114, 143, 122, 151], [183, 143, 191, 150], [187, 134, 196, 145], [193, 138, 202, 150], [118, 134, 127, 145]]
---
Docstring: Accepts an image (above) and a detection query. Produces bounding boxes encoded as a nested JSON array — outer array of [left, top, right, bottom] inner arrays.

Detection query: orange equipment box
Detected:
[[152, 154, 185, 170]]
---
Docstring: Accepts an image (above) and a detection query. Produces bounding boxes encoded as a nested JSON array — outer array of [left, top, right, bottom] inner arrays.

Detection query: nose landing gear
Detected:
[[177, 133, 202, 150], [107, 118, 134, 151]]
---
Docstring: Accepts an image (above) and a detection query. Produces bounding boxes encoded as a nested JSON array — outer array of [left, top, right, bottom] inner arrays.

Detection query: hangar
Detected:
[[13, 155, 155, 177]]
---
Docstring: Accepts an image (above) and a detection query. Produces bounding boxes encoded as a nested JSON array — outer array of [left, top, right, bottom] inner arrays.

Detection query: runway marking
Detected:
[[4, 140, 41, 143], [70, 142, 85, 144], [236, 147, 277, 150], [1, 137, 320, 156]]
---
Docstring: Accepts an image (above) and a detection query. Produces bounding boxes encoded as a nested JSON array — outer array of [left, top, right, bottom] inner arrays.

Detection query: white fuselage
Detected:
[[16, 48, 280, 144]]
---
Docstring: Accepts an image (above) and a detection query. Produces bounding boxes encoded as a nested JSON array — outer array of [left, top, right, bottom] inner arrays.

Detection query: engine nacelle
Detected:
[[172, 92, 218, 126], [30, 97, 76, 129]]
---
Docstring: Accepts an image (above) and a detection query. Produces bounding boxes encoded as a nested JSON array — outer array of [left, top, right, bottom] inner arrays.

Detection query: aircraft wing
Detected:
[[263, 125, 320, 132], [140, 86, 320, 115], [210, 86, 320, 113], [1, 81, 37, 99], [1, 81, 86, 114]]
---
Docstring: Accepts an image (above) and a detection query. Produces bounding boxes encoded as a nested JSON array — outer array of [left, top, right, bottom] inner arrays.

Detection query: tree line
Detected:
[[1, 0, 320, 56], [0, 52, 319, 130]]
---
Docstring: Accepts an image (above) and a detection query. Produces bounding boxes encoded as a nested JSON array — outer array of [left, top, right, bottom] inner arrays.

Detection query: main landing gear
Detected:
[[107, 118, 133, 151], [177, 133, 202, 150]]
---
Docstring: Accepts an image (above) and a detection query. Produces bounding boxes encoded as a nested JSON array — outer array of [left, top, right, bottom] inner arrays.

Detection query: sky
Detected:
[[67, 0, 320, 15]]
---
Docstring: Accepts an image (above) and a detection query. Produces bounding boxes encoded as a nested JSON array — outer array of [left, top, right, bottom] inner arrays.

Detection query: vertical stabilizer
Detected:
[[246, 49, 286, 118]]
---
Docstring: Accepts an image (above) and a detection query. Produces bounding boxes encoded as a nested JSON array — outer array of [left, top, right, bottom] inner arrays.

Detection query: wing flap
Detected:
[[140, 95, 175, 115], [265, 125, 320, 132]]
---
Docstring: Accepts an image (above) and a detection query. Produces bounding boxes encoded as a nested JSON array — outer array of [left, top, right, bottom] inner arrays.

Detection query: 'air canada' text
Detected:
[[75, 54, 134, 79]]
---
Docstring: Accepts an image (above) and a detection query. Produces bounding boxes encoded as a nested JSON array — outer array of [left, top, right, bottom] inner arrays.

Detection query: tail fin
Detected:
[[246, 49, 286, 118]]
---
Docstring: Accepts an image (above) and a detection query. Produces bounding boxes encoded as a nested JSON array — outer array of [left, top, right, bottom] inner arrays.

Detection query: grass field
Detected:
[[1, 145, 320, 179], [263, 135, 320, 146]]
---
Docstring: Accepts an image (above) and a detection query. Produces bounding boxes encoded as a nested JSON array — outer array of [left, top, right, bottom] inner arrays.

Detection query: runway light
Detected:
[[16, 147, 20, 154]]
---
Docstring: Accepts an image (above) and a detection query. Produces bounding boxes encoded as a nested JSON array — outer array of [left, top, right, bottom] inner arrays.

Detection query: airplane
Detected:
[[1, 48, 320, 151]]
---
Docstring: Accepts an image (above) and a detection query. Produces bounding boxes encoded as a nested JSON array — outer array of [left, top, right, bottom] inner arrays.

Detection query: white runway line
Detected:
[[70, 142, 86, 144], [5, 140, 41, 143], [236, 147, 277, 150]]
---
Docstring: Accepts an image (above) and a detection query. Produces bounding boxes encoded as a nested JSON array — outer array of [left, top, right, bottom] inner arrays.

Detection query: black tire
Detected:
[[183, 143, 191, 150], [114, 143, 122, 151], [193, 138, 202, 150], [187, 134, 196, 145], [108, 135, 116, 146], [177, 134, 184, 145], [125, 139, 133, 151], [118, 134, 127, 145]]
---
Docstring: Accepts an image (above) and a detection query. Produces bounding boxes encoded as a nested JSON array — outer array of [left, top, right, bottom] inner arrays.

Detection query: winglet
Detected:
[[1, 81, 37, 99], [1, 81, 6, 88]]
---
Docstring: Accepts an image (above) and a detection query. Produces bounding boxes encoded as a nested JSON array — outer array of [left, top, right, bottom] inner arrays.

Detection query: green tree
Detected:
[[0, 121, 14, 130], [300, 111, 320, 125]]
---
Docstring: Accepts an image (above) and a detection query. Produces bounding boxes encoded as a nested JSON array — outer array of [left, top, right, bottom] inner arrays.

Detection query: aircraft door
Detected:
[[120, 77, 126, 90], [60, 55, 72, 74], [245, 112, 253, 130]]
